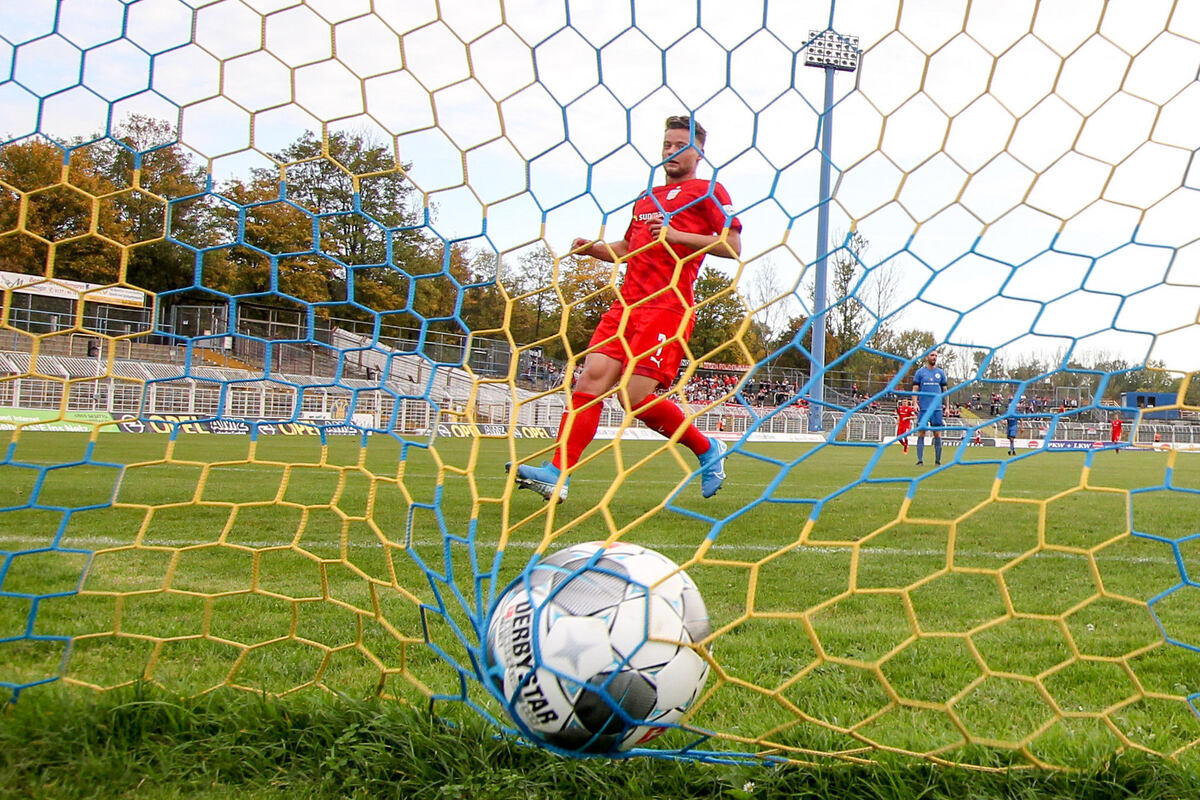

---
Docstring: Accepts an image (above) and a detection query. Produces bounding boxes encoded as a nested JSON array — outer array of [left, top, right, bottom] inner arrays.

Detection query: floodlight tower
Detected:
[[804, 30, 861, 433]]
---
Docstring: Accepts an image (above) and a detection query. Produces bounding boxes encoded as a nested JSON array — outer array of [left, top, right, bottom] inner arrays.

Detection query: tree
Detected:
[[412, 241, 482, 333], [691, 264, 765, 363], [458, 247, 510, 338], [742, 256, 797, 343], [852, 327, 939, 392], [215, 130, 430, 318], [817, 232, 904, 368], [776, 231, 910, 387], [555, 254, 616, 359], [514, 246, 560, 343], [1093, 357, 1179, 398], [767, 312, 814, 370], [888, 329, 938, 362], [824, 231, 868, 362], [97, 116, 214, 296], [0, 137, 126, 284]]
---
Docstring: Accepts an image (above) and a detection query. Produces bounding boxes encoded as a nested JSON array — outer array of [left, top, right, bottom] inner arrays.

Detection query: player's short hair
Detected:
[[665, 115, 706, 146]]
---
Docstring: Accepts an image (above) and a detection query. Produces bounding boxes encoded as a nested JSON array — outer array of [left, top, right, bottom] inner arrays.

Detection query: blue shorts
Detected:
[[1006, 421, 1018, 438], [918, 405, 944, 427]]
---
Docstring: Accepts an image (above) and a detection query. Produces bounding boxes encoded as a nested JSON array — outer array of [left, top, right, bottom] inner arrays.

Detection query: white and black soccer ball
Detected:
[[484, 541, 712, 754]]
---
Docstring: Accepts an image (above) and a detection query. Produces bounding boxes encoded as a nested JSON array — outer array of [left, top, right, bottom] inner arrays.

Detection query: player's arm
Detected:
[[651, 224, 741, 259], [571, 237, 629, 262]]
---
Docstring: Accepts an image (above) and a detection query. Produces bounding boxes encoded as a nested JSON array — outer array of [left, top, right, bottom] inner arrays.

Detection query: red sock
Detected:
[[552, 392, 602, 470], [632, 395, 710, 455]]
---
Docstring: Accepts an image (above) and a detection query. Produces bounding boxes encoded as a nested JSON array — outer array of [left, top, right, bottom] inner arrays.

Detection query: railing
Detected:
[[0, 351, 813, 438], [7, 348, 1197, 447]]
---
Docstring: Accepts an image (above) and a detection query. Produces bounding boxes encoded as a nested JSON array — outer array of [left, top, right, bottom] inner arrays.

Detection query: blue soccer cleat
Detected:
[[509, 460, 568, 503], [697, 437, 728, 498]]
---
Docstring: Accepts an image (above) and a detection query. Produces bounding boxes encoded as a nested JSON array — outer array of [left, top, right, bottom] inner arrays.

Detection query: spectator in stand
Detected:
[[682, 372, 737, 407]]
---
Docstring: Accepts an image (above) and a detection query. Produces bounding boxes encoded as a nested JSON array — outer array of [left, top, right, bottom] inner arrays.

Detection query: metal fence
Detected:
[[0, 351, 497, 434], [5, 348, 1200, 448], [0, 349, 814, 437]]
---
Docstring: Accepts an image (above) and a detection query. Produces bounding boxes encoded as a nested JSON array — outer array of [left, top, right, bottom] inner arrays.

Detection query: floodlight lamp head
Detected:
[[804, 30, 861, 72]]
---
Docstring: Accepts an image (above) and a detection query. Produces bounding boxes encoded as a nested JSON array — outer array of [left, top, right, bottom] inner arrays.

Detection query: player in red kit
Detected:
[[1111, 416, 1123, 452], [511, 116, 742, 502], [895, 399, 916, 454]]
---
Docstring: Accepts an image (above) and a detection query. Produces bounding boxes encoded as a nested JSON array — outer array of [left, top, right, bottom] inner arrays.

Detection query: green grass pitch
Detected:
[[3, 430, 1200, 793]]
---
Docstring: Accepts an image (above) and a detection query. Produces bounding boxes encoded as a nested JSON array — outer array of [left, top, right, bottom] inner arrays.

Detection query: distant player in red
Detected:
[[1111, 416, 1123, 451], [896, 399, 916, 454], [511, 115, 742, 502]]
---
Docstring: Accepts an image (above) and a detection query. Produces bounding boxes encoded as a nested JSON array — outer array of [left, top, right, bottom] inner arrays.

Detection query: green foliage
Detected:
[[0, 122, 503, 334], [763, 232, 936, 386], [556, 255, 616, 357], [105, 116, 212, 296], [692, 264, 763, 363], [825, 231, 870, 362], [0, 137, 125, 285], [216, 129, 431, 320], [0, 122, 1173, 392], [0, 121, 787, 367], [966, 350, 1185, 405], [512, 246, 560, 344], [499, 247, 617, 361]]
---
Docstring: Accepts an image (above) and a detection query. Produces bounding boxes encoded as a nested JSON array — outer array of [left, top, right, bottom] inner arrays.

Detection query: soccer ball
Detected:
[[484, 541, 712, 754]]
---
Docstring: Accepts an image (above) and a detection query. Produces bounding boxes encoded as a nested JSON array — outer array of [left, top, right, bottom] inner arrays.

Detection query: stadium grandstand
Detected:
[[3, 274, 1197, 448]]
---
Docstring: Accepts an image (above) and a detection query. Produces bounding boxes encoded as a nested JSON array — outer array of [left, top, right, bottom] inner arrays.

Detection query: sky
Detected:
[[3, 0, 1200, 377]]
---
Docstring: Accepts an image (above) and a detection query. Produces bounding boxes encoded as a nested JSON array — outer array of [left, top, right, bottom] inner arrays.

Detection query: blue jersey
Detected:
[[912, 366, 947, 411], [1006, 417, 1018, 438]]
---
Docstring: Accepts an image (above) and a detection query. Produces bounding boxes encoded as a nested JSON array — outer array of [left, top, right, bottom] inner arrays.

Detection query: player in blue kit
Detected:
[[911, 351, 948, 466], [1006, 414, 1018, 455]]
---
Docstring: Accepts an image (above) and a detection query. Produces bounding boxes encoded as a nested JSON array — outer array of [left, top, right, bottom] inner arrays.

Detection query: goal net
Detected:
[[2, 0, 1200, 768]]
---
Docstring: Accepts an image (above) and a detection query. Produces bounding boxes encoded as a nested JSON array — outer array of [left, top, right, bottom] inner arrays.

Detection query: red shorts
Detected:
[[897, 422, 912, 436], [588, 303, 694, 388]]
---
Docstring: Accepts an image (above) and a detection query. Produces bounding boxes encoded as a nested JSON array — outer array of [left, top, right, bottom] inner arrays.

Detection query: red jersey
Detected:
[[1111, 418, 1123, 441], [896, 404, 916, 429], [621, 179, 741, 313]]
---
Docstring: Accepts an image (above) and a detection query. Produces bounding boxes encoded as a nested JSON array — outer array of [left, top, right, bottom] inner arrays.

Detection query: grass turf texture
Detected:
[[4, 689, 1200, 800], [2, 432, 1200, 789]]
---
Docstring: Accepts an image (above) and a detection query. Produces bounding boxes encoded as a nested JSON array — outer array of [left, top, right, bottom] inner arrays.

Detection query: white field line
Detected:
[[6, 461, 1079, 494], [0, 534, 1178, 567]]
